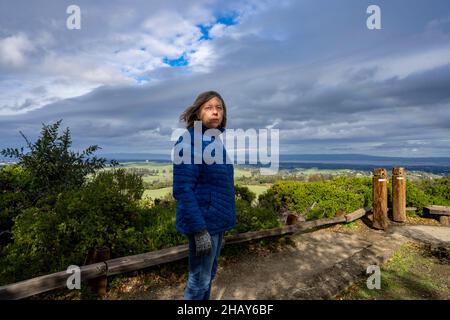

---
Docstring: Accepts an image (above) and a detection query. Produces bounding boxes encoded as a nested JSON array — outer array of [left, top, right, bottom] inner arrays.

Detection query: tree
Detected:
[[0, 165, 29, 244], [234, 185, 256, 204], [1, 119, 117, 204]]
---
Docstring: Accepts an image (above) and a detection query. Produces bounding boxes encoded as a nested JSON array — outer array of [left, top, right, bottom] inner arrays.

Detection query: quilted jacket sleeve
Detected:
[[172, 136, 207, 233]]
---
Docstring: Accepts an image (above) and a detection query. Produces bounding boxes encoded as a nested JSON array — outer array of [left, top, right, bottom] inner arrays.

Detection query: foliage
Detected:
[[234, 184, 256, 203], [1, 120, 117, 204], [406, 176, 450, 215], [0, 168, 144, 284], [258, 177, 366, 220], [138, 199, 187, 251], [227, 199, 281, 235], [0, 165, 30, 232], [258, 175, 450, 218]]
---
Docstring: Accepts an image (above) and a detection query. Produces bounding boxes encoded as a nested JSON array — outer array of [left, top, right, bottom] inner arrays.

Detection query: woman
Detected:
[[172, 91, 236, 300]]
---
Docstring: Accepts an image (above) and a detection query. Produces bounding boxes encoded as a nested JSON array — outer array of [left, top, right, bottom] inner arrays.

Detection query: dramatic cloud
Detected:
[[0, 33, 34, 67], [1, 0, 449, 157]]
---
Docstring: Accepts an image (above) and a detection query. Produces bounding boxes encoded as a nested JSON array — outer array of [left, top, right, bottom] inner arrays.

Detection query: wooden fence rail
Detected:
[[0, 207, 369, 300], [425, 205, 450, 225]]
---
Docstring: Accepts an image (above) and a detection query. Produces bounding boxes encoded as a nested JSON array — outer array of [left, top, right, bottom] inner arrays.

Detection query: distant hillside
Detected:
[[94, 152, 450, 165], [279, 154, 450, 165]]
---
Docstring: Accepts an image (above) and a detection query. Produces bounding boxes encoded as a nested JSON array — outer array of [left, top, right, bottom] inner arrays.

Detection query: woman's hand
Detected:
[[194, 229, 212, 256]]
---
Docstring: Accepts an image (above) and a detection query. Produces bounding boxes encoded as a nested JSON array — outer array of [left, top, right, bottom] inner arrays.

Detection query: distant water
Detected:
[[277, 162, 450, 175]]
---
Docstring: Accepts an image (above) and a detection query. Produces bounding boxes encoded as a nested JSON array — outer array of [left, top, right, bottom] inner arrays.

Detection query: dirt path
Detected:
[[132, 224, 449, 300]]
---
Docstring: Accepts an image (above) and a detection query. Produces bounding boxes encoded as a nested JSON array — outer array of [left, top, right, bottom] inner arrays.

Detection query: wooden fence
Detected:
[[0, 208, 369, 300]]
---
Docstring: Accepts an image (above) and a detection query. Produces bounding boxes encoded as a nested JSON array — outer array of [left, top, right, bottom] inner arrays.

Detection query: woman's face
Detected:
[[198, 96, 224, 129]]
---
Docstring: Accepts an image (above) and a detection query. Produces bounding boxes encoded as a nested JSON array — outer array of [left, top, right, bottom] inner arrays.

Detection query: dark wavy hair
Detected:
[[179, 91, 227, 129]]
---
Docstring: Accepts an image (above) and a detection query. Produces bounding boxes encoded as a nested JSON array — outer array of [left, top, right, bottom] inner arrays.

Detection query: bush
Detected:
[[415, 176, 450, 205], [227, 199, 281, 235], [0, 165, 30, 233], [404, 181, 432, 215], [258, 178, 366, 220], [406, 177, 450, 215], [225, 185, 280, 234], [0, 169, 145, 285], [139, 199, 187, 251], [234, 185, 256, 203], [257, 175, 450, 219], [329, 176, 373, 208]]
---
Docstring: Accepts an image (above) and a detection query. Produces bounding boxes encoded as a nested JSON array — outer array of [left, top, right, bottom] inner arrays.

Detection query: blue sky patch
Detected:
[[198, 24, 211, 40], [197, 12, 239, 41], [163, 54, 188, 67], [216, 12, 238, 26]]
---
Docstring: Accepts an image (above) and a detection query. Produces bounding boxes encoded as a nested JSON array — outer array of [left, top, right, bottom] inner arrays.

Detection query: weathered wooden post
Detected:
[[372, 168, 389, 230], [392, 167, 407, 222], [86, 246, 110, 298]]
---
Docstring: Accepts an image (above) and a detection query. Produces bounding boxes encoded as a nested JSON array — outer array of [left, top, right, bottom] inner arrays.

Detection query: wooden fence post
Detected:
[[86, 246, 110, 298], [372, 168, 389, 230], [392, 167, 407, 222]]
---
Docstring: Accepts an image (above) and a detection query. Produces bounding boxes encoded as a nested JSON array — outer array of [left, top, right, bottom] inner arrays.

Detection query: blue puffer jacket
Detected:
[[173, 124, 236, 235]]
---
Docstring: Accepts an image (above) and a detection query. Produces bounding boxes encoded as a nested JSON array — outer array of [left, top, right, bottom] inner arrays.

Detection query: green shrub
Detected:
[[227, 199, 280, 235], [415, 176, 450, 205], [139, 199, 187, 251], [258, 178, 366, 220], [257, 175, 450, 219], [0, 169, 145, 285], [329, 176, 372, 207], [404, 181, 432, 215], [234, 185, 256, 203], [405, 177, 450, 215], [0, 165, 30, 232]]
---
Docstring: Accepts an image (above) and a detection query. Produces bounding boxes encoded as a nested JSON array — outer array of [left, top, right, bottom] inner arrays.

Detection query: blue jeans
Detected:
[[184, 231, 224, 300]]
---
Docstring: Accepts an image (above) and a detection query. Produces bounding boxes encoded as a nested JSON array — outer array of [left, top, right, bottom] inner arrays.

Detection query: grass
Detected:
[[140, 184, 271, 206], [233, 167, 253, 178], [336, 242, 450, 300], [104, 162, 173, 184], [340, 220, 360, 231], [244, 184, 270, 197], [142, 187, 172, 201]]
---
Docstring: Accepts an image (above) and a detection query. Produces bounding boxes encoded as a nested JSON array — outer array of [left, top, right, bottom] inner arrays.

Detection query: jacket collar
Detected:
[[187, 123, 225, 140], [201, 123, 225, 135]]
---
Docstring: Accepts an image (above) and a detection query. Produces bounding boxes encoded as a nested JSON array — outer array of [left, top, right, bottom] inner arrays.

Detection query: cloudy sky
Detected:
[[1, 0, 449, 158]]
